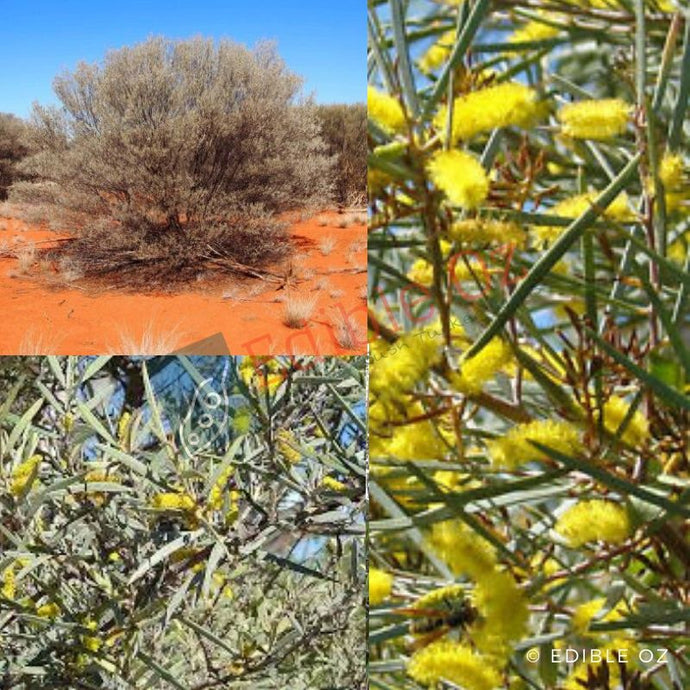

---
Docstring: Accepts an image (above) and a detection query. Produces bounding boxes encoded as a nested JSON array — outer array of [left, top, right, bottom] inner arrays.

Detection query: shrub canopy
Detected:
[[14, 37, 334, 286], [316, 103, 366, 207], [0, 355, 366, 689], [0, 113, 29, 200]]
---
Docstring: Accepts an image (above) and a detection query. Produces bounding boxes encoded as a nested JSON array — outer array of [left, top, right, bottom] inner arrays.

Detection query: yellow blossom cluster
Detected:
[[426, 149, 489, 209], [407, 640, 500, 690], [369, 567, 393, 605], [10, 455, 41, 496], [600, 395, 650, 447], [535, 191, 633, 245], [555, 499, 631, 546], [557, 98, 630, 140], [447, 218, 527, 247], [368, 86, 406, 135], [434, 82, 541, 143], [488, 419, 582, 469], [451, 338, 513, 395]]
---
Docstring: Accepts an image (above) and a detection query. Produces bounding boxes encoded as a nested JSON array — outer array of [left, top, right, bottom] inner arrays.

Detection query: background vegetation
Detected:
[[0, 355, 366, 689], [368, 0, 689, 689], [316, 103, 367, 208], [0, 114, 30, 201]]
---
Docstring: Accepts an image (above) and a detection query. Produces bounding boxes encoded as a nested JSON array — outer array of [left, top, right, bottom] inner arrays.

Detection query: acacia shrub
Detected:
[[0, 113, 30, 200], [315, 103, 366, 207], [14, 37, 333, 287]]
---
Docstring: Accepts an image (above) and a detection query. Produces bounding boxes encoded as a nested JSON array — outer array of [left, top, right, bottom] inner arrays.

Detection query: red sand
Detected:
[[0, 211, 366, 355]]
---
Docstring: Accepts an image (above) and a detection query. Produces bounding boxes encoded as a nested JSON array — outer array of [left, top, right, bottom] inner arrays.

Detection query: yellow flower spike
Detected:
[[150, 492, 196, 511], [555, 500, 631, 547], [1, 564, 17, 600], [472, 569, 529, 657], [36, 602, 60, 618], [557, 98, 630, 140], [659, 152, 684, 191], [117, 411, 132, 443], [430, 519, 496, 579], [509, 12, 561, 44], [276, 429, 302, 464], [232, 407, 252, 434], [571, 597, 606, 635], [80, 618, 102, 652], [488, 419, 582, 470], [535, 191, 634, 246], [369, 567, 393, 605], [447, 218, 527, 247], [320, 475, 346, 492], [452, 338, 513, 395], [426, 149, 489, 209], [434, 82, 540, 144], [10, 455, 41, 496], [367, 86, 406, 135], [407, 640, 501, 690], [599, 395, 649, 447], [418, 30, 455, 73], [208, 465, 234, 511]]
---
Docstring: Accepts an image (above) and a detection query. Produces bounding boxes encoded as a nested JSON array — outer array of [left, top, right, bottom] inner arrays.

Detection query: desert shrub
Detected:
[[0, 113, 30, 201], [13, 37, 334, 288], [0, 355, 366, 689], [368, 2, 689, 689], [316, 103, 366, 207]]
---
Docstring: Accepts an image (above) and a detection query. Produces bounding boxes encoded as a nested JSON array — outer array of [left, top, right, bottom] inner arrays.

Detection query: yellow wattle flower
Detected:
[[407, 640, 501, 690], [431, 519, 497, 579], [117, 411, 132, 443], [488, 419, 582, 470], [36, 602, 60, 618], [447, 218, 526, 247], [276, 429, 302, 464], [150, 492, 196, 511], [600, 395, 649, 447], [535, 191, 633, 245], [571, 598, 606, 635], [452, 338, 513, 395], [1, 564, 17, 600], [510, 12, 561, 44], [10, 455, 41, 496], [472, 569, 529, 656], [427, 149, 489, 209], [555, 499, 631, 547], [558, 98, 630, 140], [321, 475, 346, 491], [435, 82, 540, 143], [369, 567, 393, 605], [419, 30, 455, 73], [368, 86, 406, 134]]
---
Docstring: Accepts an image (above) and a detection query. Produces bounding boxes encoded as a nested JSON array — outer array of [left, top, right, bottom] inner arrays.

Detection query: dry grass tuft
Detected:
[[15, 244, 36, 274], [17, 328, 63, 355], [283, 293, 317, 329], [112, 322, 184, 355], [319, 236, 337, 256], [331, 311, 364, 350]]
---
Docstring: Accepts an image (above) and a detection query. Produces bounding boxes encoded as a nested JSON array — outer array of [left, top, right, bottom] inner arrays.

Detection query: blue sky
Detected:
[[0, 0, 364, 118]]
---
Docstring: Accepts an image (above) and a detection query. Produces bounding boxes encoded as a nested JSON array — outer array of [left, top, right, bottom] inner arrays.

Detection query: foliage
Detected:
[[0, 113, 30, 200], [316, 103, 367, 207], [11, 37, 334, 288], [368, 1, 689, 689], [0, 355, 366, 689]]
